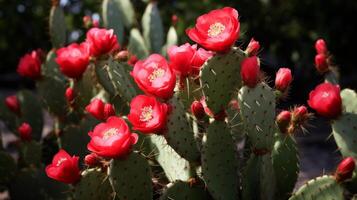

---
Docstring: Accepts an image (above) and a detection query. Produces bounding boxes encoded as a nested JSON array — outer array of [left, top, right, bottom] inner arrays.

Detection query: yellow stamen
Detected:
[[148, 68, 165, 82], [103, 128, 118, 140], [140, 106, 153, 122], [208, 22, 225, 37]]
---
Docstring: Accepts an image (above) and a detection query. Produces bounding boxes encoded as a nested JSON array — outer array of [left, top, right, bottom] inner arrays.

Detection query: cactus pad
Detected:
[[109, 152, 153, 200], [165, 95, 200, 162], [332, 113, 357, 158], [102, 0, 125, 44], [0, 151, 16, 184], [49, 5, 66, 48], [238, 82, 276, 149], [20, 141, 42, 167], [142, 2, 164, 53], [160, 181, 210, 200], [200, 47, 246, 114], [128, 28, 149, 59], [341, 88, 357, 114], [74, 168, 113, 200], [201, 121, 238, 200], [289, 175, 343, 200]]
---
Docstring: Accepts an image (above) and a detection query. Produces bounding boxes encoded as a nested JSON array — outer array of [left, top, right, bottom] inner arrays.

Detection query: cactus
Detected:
[[20, 141, 42, 167], [102, 0, 125, 44], [160, 180, 211, 200], [49, 4, 66, 48], [142, 2, 164, 53], [0, 151, 16, 184]]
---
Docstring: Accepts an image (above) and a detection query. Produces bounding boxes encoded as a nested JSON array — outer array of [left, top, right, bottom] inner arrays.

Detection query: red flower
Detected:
[[55, 42, 90, 79], [84, 153, 100, 167], [5, 95, 20, 115], [276, 110, 291, 134], [17, 50, 42, 79], [190, 100, 205, 119], [186, 7, 240, 52], [315, 54, 329, 73], [246, 38, 260, 57], [86, 28, 119, 57], [275, 68, 292, 91], [86, 98, 105, 120], [103, 103, 115, 119], [315, 39, 328, 55], [335, 157, 355, 182], [168, 43, 196, 77], [308, 83, 342, 118], [131, 54, 176, 99], [45, 149, 80, 184], [18, 122, 32, 141], [128, 55, 138, 66], [128, 95, 168, 134], [241, 56, 260, 88], [87, 116, 138, 158], [65, 87, 75, 103]]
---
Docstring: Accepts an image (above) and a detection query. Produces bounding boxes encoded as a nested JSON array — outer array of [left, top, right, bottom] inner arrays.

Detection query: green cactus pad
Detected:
[[49, 5, 66, 48], [242, 154, 276, 200], [332, 113, 357, 158], [0, 98, 17, 132], [142, 2, 164, 53], [149, 135, 192, 182], [238, 82, 276, 149], [200, 47, 246, 114], [115, 0, 135, 28], [160, 181, 211, 200], [128, 28, 149, 59], [60, 125, 90, 160], [109, 152, 153, 200], [161, 26, 178, 56], [201, 121, 238, 200], [74, 66, 96, 112], [74, 168, 113, 200], [272, 133, 299, 200], [102, 0, 125, 44], [17, 90, 44, 141], [95, 57, 140, 103], [341, 88, 357, 114], [42, 50, 66, 80], [165, 95, 200, 162], [289, 175, 343, 200], [0, 151, 16, 184], [20, 141, 42, 167]]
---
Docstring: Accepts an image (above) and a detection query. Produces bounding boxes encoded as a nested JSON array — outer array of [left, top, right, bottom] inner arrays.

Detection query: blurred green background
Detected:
[[0, 0, 356, 103]]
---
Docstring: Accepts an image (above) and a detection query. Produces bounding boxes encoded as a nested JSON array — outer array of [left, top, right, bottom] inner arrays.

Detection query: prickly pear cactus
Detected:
[[0, 151, 16, 184], [49, 4, 66, 48], [332, 113, 357, 158], [102, 0, 125, 44], [160, 180, 210, 200], [341, 88, 357, 114], [142, 1, 164, 53]]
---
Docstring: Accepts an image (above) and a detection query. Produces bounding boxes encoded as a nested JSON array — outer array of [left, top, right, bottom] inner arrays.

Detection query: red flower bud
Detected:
[[86, 28, 120, 57], [128, 95, 168, 134], [115, 50, 129, 61], [85, 99, 105, 120], [315, 54, 329, 73], [246, 38, 260, 57], [315, 39, 328, 55], [65, 87, 75, 103], [92, 19, 99, 28], [308, 83, 342, 118], [186, 7, 240, 52], [5, 95, 20, 115], [17, 50, 42, 79], [84, 153, 100, 167], [87, 117, 138, 158], [292, 106, 308, 124], [45, 149, 81, 184], [275, 68, 292, 91], [103, 103, 115, 120], [241, 56, 260, 88], [276, 110, 291, 134], [171, 15, 178, 26], [128, 55, 138, 66], [191, 100, 205, 119], [335, 157, 355, 182], [18, 122, 32, 141], [199, 97, 226, 121], [56, 42, 90, 79]]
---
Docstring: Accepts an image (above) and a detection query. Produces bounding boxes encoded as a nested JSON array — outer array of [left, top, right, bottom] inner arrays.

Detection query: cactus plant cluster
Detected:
[[0, 1, 356, 200]]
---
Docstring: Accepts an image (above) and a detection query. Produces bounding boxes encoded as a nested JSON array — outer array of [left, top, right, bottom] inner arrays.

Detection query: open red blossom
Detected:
[[87, 116, 138, 158], [275, 68, 292, 91], [45, 149, 80, 184], [131, 54, 176, 99], [86, 28, 119, 57], [5, 95, 20, 115], [241, 56, 260, 88], [17, 50, 42, 79], [128, 95, 168, 134], [186, 7, 240, 52], [56, 42, 90, 79], [308, 83, 342, 118]]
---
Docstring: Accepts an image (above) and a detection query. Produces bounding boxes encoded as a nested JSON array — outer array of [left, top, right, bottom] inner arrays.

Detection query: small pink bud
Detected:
[[18, 122, 32, 141], [5, 95, 20, 115], [103, 103, 115, 120], [276, 110, 291, 134], [246, 38, 260, 57], [115, 50, 129, 61], [292, 106, 308, 124], [191, 100, 205, 119], [85, 99, 105, 120], [275, 68, 292, 91], [335, 157, 355, 182], [315, 54, 329, 73], [315, 39, 328, 55], [171, 15, 178, 26], [65, 87, 75, 103], [84, 153, 100, 167], [241, 56, 260, 88]]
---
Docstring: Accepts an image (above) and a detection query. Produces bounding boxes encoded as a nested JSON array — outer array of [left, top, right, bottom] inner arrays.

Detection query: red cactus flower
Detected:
[[315, 54, 329, 73], [246, 38, 260, 57], [103, 103, 116, 120], [84, 153, 100, 167], [241, 56, 260, 88], [335, 157, 355, 182], [17, 50, 42, 79], [18, 122, 32, 141], [65, 87, 75, 103], [275, 68, 292, 91], [190, 100, 205, 119], [315, 39, 328, 55], [86, 98, 105, 120], [86, 28, 120, 57], [5, 95, 20, 115]]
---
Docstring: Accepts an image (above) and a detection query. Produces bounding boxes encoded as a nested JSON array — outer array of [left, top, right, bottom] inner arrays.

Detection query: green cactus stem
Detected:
[[49, 5, 66, 48], [142, 1, 164, 53], [128, 28, 150, 59], [102, 0, 125, 44]]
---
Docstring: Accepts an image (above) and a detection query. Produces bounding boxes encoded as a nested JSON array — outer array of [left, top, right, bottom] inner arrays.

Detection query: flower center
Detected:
[[322, 92, 330, 98], [208, 22, 225, 37], [148, 68, 165, 82], [103, 128, 118, 140], [140, 106, 153, 122], [56, 158, 67, 167]]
